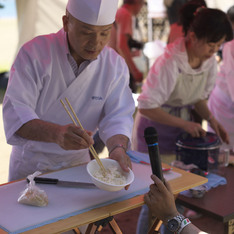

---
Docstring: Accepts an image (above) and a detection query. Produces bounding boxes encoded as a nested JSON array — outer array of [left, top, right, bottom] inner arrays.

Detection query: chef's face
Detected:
[[190, 32, 225, 62], [63, 12, 112, 65]]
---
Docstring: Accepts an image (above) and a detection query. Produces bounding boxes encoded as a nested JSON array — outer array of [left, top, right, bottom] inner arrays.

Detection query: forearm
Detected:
[[117, 34, 140, 77], [106, 134, 129, 153], [106, 134, 131, 172], [194, 100, 212, 121], [162, 216, 204, 234], [195, 99, 229, 143], [179, 223, 205, 234], [15, 119, 93, 150], [146, 176, 207, 234], [160, 207, 205, 234], [163, 216, 205, 234], [15, 119, 61, 143], [120, 51, 140, 76], [139, 107, 187, 129]]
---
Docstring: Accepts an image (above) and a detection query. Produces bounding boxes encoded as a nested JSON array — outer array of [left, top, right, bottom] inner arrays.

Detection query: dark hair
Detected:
[[227, 5, 234, 23], [179, 2, 233, 42], [178, 0, 206, 33], [124, 0, 140, 4]]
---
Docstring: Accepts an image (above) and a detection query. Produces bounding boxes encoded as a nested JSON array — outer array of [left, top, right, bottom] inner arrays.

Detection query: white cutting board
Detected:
[[0, 162, 181, 233]]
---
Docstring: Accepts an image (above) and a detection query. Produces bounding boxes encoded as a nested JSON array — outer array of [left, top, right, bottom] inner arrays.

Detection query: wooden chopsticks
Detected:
[[60, 97, 107, 174]]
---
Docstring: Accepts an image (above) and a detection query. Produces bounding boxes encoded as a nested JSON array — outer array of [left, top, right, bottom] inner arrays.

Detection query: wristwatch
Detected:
[[166, 214, 185, 232]]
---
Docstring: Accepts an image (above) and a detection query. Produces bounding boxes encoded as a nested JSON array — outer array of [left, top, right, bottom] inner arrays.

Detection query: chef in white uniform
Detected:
[[3, 0, 135, 182], [208, 39, 234, 151]]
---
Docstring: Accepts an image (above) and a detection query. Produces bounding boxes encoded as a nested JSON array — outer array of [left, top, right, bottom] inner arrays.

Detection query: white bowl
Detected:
[[87, 158, 134, 192]]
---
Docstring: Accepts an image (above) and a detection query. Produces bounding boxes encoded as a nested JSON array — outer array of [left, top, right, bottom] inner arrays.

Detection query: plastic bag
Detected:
[[18, 171, 48, 207]]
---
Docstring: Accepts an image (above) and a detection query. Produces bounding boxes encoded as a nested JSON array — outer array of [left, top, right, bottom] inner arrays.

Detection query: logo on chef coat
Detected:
[[91, 96, 103, 100]]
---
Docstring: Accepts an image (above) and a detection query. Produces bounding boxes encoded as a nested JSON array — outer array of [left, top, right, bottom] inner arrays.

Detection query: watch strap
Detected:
[[176, 218, 191, 234], [167, 214, 185, 232]]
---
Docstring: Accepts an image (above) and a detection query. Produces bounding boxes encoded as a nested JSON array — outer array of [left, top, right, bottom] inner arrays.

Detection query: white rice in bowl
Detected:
[[87, 158, 134, 191], [93, 166, 127, 185]]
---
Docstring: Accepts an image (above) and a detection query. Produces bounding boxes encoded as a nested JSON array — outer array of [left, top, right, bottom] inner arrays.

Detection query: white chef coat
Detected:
[[132, 37, 217, 154], [3, 29, 135, 181], [208, 40, 234, 150]]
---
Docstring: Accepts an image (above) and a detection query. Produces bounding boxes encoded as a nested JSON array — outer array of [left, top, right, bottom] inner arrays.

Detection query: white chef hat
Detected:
[[66, 0, 119, 26]]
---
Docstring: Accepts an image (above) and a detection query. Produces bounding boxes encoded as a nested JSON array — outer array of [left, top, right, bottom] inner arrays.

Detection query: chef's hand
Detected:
[[182, 121, 206, 138], [209, 117, 229, 144], [144, 175, 178, 222], [57, 124, 94, 150], [109, 147, 132, 190]]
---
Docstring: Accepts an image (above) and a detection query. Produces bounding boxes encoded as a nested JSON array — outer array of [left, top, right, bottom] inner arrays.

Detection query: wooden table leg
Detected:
[[85, 216, 122, 234], [148, 218, 163, 234], [227, 219, 234, 234], [72, 227, 81, 234], [85, 223, 97, 234], [109, 219, 123, 234]]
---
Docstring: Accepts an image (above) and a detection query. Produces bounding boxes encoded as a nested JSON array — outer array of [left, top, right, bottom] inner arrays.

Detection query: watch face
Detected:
[[167, 219, 179, 232]]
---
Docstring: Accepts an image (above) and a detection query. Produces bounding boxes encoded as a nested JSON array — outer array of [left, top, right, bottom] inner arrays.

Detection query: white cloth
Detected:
[[3, 29, 135, 181], [138, 37, 217, 110], [208, 40, 234, 150], [212, 40, 234, 102], [15, 0, 67, 56], [66, 0, 118, 26]]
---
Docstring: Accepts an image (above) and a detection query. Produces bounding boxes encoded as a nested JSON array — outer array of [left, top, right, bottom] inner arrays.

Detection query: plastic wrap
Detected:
[[18, 171, 48, 207]]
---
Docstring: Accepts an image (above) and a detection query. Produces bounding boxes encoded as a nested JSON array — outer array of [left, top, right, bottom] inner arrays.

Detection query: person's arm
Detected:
[[139, 107, 206, 138], [106, 134, 131, 172], [144, 175, 207, 234], [223, 41, 234, 102], [195, 55, 229, 143], [194, 100, 229, 144], [116, 12, 143, 82], [97, 56, 135, 176], [106, 134, 132, 190], [15, 119, 94, 150], [117, 33, 143, 82]]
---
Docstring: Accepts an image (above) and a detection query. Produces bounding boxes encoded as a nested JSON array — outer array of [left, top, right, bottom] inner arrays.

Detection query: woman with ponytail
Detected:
[[133, 1, 233, 233], [133, 1, 232, 158]]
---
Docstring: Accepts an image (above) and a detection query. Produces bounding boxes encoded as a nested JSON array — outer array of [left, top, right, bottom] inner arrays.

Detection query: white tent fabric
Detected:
[[15, 0, 124, 56], [15, 0, 67, 54]]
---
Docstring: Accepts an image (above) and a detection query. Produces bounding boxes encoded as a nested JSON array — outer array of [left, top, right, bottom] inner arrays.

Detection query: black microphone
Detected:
[[144, 127, 164, 181]]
